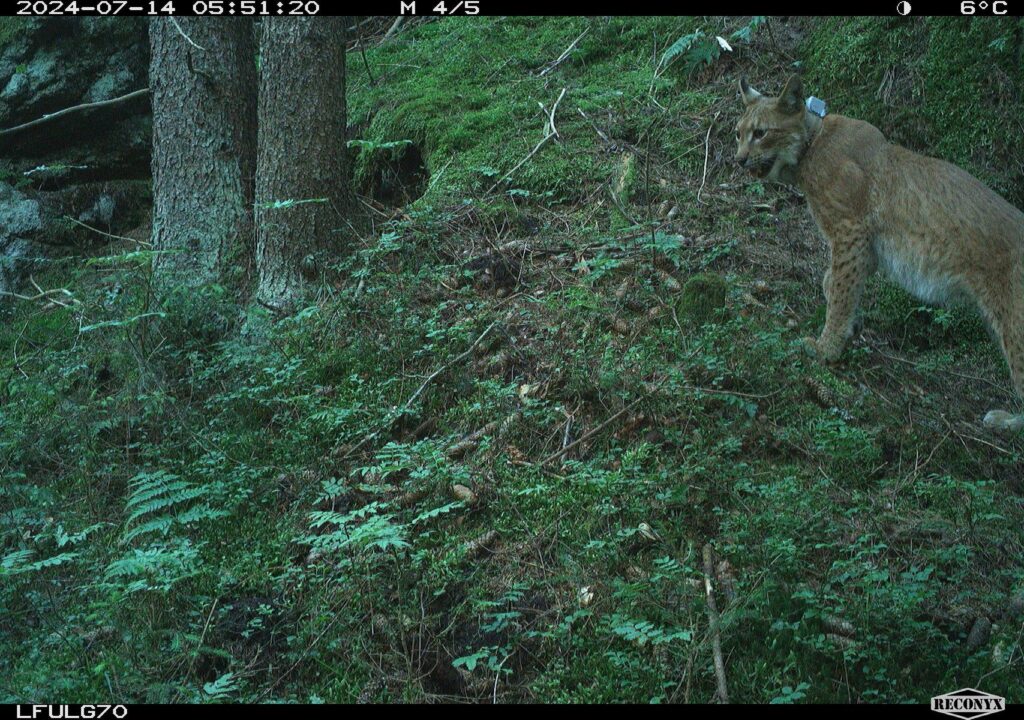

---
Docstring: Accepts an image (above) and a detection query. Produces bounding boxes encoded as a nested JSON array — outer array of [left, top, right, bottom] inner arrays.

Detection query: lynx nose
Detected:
[[737, 155, 748, 167]]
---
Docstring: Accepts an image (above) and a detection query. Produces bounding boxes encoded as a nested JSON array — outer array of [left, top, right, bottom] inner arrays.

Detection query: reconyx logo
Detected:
[[931, 688, 1006, 719]]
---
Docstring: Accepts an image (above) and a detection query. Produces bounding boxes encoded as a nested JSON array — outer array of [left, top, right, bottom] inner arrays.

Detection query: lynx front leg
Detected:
[[809, 237, 874, 361]]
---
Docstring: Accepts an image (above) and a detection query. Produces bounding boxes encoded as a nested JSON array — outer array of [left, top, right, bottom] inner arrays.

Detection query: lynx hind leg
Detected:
[[980, 286, 1024, 432]]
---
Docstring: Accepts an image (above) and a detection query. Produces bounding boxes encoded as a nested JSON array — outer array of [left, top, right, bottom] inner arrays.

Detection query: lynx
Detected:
[[734, 74, 1024, 432]]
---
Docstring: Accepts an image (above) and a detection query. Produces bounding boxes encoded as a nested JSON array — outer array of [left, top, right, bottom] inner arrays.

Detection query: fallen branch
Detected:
[[0, 88, 149, 138], [546, 86, 567, 139], [64, 216, 152, 247], [703, 544, 730, 704], [0, 277, 78, 307], [540, 393, 644, 466], [170, 17, 205, 50], [540, 29, 588, 76], [384, 17, 405, 41], [697, 112, 719, 204], [487, 88, 566, 194]]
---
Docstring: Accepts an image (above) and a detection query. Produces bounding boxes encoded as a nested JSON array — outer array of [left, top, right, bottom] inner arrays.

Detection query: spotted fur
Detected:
[[735, 75, 1024, 432]]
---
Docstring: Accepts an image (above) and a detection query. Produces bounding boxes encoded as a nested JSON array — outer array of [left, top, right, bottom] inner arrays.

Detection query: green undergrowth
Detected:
[[346, 16, 724, 205], [2, 15, 1024, 705]]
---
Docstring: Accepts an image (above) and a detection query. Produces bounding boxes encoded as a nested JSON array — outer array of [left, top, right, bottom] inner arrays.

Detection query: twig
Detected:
[[487, 88, 565, 194], [180, 597, 219, 699], [540, 393, 645, 466], [359, 42, 376, 86], [697, 112, 720, 204], [547, 86, 566, 138], [64, 216, 152, 246], [384, 17, 405, 41], [0, 88, 149, 137], [577, 107, 609, 143], [607, 183, 638, 226], [703, 544, 730, 704], [170, 17, 206, 50], [0, 280, 77, 306], [347, 17, 377, 33], [540, 29, 588, 76], [405, 320, 498, 410]]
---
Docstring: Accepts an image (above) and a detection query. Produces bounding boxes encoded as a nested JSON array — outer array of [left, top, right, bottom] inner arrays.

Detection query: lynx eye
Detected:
[[753, 129, 768, 141]]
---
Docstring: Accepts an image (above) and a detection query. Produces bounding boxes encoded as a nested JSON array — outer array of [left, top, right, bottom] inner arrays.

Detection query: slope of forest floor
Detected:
[[2, 16, 1023, 704]]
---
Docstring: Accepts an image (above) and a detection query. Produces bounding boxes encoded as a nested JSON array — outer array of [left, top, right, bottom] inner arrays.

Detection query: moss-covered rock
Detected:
[[678, 271, 729, 325]]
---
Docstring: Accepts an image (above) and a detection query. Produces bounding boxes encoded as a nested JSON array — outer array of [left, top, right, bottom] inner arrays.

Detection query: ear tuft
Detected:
[[779, 74, 804, 115], [738, 76, 762, 105]]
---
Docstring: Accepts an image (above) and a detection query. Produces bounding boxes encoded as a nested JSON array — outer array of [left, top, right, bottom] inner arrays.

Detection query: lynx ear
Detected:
[[779, 74, 804, 115], [739, 77, 762, 105]]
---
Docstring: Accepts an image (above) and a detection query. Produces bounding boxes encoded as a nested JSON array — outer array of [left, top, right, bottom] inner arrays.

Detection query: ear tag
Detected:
[[805, 96, 827, 118]]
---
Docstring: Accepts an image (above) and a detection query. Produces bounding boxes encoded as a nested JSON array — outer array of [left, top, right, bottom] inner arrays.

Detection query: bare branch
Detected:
[[0, 88, 149, 138]]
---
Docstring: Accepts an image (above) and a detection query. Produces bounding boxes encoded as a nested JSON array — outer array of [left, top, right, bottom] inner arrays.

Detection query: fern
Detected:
[[608, 613, 694, 645], [304, 501, 410, 559], [100, 470, 227, 593], [103, 539, 201, 593], [203, 672, 238, 700], [731, 16, 767, 43], [121, 470, 226, 544], [661, 18, 767, 77], [0, 548, 79, 575], [660, 30, 705, 67]]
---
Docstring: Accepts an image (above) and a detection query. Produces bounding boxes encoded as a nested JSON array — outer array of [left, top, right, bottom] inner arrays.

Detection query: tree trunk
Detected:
[[255, 17, 350, 312], [149, 18, 257, 291]]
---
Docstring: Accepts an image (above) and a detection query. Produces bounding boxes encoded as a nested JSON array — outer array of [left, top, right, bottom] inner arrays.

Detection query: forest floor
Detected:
[[2, 16, 1023, 704]]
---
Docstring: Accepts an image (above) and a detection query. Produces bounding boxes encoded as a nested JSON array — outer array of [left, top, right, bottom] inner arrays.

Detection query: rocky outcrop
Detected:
[[0, 18, 151, 298], [0, 182, 43, 296], [0, 17, 151, 184]]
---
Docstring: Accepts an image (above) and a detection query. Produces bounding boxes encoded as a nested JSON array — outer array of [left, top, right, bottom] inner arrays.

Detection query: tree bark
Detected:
[[149, 18, 257, 291], [255, 17, 350, 312]]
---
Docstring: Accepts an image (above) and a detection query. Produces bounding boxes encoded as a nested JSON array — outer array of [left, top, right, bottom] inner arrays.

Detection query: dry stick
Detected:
[[703, 544, 730, 704], [577, 107, 609, 143], [540, 393, 646, 466], [540, 29, 589, 76], [0, 283, 76, 305], [547, 86, 567, 137], [487, 88, 566, 195], [64, 216, 152, 246], [697, 112, 720, 204], [170, 17, 206, 50], [384, 17, 405, 41], [0, 88, 150, 138]]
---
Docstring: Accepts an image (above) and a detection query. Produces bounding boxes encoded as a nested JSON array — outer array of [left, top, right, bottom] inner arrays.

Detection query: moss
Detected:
[[865, 278, 990, 350], [678, 271, 729, 325], [803, 17, 1024, 204], [346, 16, 710, 206], [0, 17, 27, 51]]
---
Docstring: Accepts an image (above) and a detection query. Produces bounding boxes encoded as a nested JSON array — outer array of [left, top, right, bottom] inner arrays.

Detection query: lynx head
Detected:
[[734, 74, 809, 181]]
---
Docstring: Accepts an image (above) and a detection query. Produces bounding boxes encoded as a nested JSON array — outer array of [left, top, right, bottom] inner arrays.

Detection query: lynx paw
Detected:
[[801, 336, 842, 363], [982, 410, 1024, 433], [800, 336, 820, 358]]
